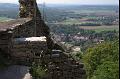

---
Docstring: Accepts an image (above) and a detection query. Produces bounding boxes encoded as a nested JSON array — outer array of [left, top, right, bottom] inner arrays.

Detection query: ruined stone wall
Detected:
[[19, 0, 50, 37], [12, 19, 50, 38], [19, 0, 41, 18], [13, 20, 35, 38], [18, 0, 60, 50], [11, 37, 47, 65], [0, 17, 51, 65], [0, 31, 12, 54], [40, 49, 86, 79], [0, 0, 86, 78]]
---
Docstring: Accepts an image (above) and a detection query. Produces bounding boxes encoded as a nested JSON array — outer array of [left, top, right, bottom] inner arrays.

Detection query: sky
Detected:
[[0, 0, 119, 5]]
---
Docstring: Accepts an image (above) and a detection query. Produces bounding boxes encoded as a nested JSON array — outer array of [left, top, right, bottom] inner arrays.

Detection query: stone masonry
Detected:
[[0, 0, 86, 79]]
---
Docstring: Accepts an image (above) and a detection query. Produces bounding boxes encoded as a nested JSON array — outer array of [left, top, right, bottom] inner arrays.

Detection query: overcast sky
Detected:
[[0, 0, 119, 5]]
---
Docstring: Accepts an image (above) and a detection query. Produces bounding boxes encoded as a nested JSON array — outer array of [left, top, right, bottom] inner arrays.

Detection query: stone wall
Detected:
[[0, 17, 51, 65], [0, 65, 32, 79], [0, 31, 12, 54], [43, 50, 86, 79], [13, 20, 35, 38], [0, 0, 86, 79], [12, 19, 50, 38], [19, 0, 41, 18], [19, 0, 50, 37], [11, 37, 47, 65]]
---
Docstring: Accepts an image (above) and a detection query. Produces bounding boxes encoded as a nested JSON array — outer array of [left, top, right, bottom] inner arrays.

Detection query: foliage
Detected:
[[91, 61, 119, 79], [79, 22, 101, 26], [49, 24, 96, 35], [83, 40, 119, 79], [30, 63, 47, 79], [71, 51, 83, 61]]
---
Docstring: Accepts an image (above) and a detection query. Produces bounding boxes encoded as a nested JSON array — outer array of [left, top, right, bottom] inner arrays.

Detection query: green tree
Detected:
[[30, 63, 47, 79], [91, 61, 119, 79], [83, 40, 119, 79]]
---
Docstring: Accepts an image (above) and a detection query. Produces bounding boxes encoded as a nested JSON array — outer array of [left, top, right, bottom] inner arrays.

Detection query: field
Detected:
[[58, 19, 82, 25], [0, 17, 13, 22], [72, 9, 117, 15], [79, 25, 119, 32]]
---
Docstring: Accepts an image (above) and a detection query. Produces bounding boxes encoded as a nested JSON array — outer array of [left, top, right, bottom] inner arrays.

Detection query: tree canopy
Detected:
[[83, 40, 119, 79]]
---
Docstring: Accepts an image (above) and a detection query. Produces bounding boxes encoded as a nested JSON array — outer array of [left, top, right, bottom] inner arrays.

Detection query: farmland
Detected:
[[79, 25, 119, 32], [0, 17, 13, 22]]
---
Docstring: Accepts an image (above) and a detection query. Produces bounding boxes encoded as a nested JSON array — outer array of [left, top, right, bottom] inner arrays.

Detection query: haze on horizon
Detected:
[[0, 0, 119, 5]]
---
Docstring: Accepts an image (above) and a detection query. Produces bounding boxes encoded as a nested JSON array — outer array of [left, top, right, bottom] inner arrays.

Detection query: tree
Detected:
[[83, 40, 119, 79], [29, 63, 47, 79], [91, 61, 119, 79]]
